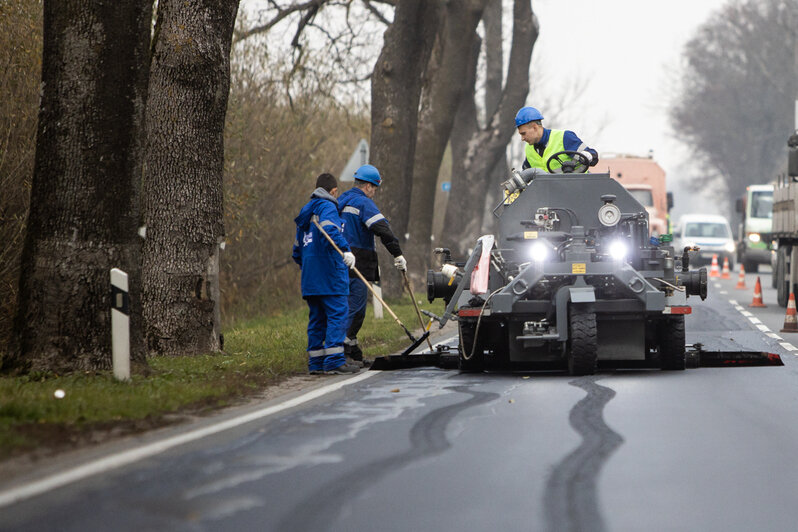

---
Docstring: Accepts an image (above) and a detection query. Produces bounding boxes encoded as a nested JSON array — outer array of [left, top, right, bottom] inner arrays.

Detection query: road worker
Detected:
[[338, 164, 406, 366], [515, 106, 599, 172], [293, 173, 361, 375]]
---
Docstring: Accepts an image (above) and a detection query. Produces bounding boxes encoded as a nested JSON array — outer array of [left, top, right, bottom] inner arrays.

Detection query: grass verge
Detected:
[[0, 298, 444, 461]]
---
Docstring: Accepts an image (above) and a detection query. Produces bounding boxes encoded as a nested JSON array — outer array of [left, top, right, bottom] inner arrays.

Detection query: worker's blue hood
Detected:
[[294, 188, 338, 231]]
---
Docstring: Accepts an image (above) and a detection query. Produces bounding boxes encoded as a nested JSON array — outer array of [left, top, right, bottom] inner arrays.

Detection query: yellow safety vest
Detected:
[[525, 129, 567, 171]]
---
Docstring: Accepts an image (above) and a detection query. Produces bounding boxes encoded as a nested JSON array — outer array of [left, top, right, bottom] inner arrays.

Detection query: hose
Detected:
[[463, 287, 504, 361]]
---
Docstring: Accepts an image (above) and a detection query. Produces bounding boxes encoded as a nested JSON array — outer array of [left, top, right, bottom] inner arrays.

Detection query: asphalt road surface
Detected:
[[3, 267, 798, 532]]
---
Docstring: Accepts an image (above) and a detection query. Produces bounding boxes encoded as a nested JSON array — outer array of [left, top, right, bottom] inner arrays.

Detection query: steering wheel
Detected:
[[546, 150, 590, 174]]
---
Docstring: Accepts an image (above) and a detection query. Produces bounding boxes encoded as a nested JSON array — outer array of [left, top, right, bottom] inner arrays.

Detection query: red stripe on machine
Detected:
[[663, 306, 691, 314], [458, 308, 486, 317]]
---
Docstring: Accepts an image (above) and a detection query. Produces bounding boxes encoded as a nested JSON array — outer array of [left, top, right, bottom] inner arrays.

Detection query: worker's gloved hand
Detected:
[[343, 252, 356, 269], [578, 150, 593, 164], [393, 255, 407, 271]]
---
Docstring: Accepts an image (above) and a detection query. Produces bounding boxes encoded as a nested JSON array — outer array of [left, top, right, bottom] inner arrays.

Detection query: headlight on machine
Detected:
[[528, 240, 551, 262], [747, 233, 761, 243], [724, 242, 736, 253], [608, 240, 628, 261]]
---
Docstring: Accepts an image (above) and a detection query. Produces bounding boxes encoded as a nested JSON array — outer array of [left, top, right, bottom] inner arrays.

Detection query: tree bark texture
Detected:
[[370, 0, 441, 295], [480, 0, 507, 237], [9, 1, 151, 373], [142, 0, 239, 356], [405, 0, 488, 283], [444, 35, 481, 257], [442, 0, 537, 256]]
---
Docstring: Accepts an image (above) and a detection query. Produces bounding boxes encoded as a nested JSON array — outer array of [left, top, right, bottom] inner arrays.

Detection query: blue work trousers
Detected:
[[345, 277, 368, 343], [306, 294, 348, 371]]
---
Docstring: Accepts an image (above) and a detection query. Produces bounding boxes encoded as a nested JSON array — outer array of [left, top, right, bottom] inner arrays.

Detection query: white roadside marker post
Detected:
[[372, 281, 384, 319], [110, 268, 130, 381]]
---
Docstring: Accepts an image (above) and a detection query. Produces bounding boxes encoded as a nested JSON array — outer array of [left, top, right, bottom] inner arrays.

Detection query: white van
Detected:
[[674, 214, 736, 269]]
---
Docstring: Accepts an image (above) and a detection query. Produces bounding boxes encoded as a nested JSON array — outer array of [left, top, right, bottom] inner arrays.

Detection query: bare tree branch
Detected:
[[290, 2, 321, 47], [234, 0, 327, 43], [362, 0, 391, 25]]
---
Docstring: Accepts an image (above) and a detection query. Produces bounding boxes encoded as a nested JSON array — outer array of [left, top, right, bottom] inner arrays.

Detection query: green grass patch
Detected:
[[0, 297, 444, 459]]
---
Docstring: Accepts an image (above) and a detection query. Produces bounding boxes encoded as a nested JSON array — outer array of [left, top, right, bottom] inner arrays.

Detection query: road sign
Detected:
[[339, 139, 369, 182]]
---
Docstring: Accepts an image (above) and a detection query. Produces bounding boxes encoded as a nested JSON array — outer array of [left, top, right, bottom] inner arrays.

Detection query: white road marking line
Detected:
[[0, 370, 380, 508], [767, 332, 782, 339], [748, 317, 762, 324], [740, 311, 753, 317], [713, 283, 722, 288], [756, 324, 770, 332], [779, 342, 798, 352], [728, 299, 738, 305], [719, 290, 728, 294]]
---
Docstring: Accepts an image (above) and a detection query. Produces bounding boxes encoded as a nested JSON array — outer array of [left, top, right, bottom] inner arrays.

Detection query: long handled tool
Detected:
[[402, 271, 434, 352], [311, 219, 430, 356]]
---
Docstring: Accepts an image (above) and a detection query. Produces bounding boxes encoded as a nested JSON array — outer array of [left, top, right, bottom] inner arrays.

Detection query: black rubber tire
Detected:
[[659, 315, 686, 371], [743, 258, 758, 274], [458, 322, 483, 373], [772, 254, 778, 289], [567, 305, 597, 376], [777, 246, 790, 308]]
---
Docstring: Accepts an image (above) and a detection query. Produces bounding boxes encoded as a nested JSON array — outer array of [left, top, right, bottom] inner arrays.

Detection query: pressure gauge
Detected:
[[598, 203, 621, 227]]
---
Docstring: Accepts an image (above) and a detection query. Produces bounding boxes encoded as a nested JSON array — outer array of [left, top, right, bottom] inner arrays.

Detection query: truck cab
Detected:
[[735, 184, 773, 272]]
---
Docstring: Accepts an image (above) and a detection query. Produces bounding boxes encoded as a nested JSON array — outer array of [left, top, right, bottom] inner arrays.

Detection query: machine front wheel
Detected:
[[568, 305, 597, 376], [659, 315, 686, 370]]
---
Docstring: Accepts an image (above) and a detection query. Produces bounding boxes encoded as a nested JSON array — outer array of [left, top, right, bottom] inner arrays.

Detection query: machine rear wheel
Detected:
[[659, 315, 686, 370], [568, 306, 597, 376], [458, 322, 484, 373]]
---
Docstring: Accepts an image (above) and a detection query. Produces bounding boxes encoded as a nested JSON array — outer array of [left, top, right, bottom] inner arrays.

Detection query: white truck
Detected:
[[735, 184, 773, 273]]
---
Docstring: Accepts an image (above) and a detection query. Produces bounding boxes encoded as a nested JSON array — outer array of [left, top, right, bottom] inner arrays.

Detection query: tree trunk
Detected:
[[480, 0, 507, 237], [405, 0, 488, 284], [142, 0, 239, 356], [370, 0, 440, 295], [10, 1, 151, 373], [442, 0, 538, 256], [444, 36, 481, 258]]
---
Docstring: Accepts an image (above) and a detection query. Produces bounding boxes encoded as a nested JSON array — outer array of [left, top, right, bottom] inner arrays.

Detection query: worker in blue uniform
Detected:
[[293, 173, 360, 375], [515, 106, 599, 172], [338, 164, 406, 366]]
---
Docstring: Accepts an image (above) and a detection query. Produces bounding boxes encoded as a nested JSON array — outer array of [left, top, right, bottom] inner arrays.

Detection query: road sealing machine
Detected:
[[423, 151, 708, 375]]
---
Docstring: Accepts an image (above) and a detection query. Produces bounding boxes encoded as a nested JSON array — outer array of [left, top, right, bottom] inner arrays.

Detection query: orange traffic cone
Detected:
[[735, 264, 747, 290], [781, 292, 798, 333], [721, 257, 731, 279], [709, 254, 720, 277], [750, 276, 766, 308]]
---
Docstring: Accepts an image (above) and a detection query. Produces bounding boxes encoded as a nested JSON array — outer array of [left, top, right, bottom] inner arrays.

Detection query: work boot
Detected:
[[346, 355, 364, 368], [325, 362, 361, 375], [349, 344, 364, 362]]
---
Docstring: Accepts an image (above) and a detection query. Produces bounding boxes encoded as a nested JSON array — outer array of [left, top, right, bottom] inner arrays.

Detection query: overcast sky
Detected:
[[532, 0, 730, 216]]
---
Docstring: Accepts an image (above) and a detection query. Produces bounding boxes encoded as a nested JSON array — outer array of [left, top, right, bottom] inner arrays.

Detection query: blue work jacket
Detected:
[[338, 187, 401, 282], [292, 188, 351, 297]]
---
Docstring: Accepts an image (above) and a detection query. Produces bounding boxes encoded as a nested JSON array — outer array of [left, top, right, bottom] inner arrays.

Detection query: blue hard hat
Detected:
[[515, 106, 544, 127], [354, 164, 382, 186]]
